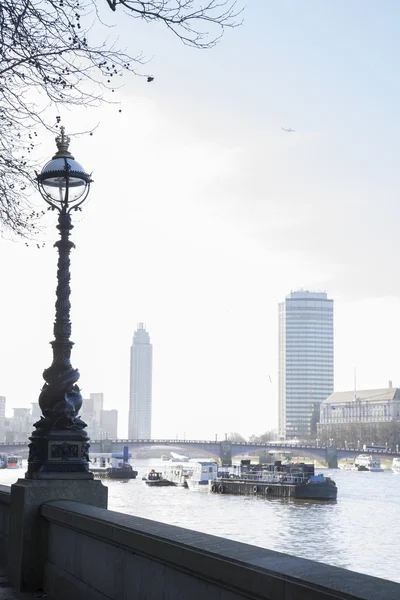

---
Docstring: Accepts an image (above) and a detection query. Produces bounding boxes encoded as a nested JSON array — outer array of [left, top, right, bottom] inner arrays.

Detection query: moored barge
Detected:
[[91, 446, 138, 480], [210, 461, 337, 500]]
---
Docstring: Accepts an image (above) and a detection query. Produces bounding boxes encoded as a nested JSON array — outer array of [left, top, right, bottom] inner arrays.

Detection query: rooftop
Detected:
[[323, 388, 400, 404], [286, 290, 328, 300]]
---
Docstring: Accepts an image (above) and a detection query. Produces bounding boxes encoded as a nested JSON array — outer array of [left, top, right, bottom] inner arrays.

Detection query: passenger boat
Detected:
[[90, 446, 138, 479], [163, 463, 193, 487], [210, 461, 337, 500], [6, 455, 23, 469], [392, 458, 400, 474], [142, 470, 175, 486], [354, 454, 383, 472], [187, 461, 218, 492], [340, 462, 358, 472]]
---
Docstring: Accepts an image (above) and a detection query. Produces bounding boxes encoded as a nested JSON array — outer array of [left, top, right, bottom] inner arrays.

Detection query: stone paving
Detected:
[[0, 570, 44, 600]]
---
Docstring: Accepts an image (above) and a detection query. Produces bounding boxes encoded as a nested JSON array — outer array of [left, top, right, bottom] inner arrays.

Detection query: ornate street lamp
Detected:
[[26, 127, 93, 479]]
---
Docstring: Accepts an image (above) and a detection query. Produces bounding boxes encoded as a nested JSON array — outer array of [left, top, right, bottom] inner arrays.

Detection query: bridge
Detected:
[[4, 439, 400, 468]]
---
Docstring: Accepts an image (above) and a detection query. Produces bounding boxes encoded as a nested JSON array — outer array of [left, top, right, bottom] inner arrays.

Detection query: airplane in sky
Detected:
[[282, 126, 296, 132]]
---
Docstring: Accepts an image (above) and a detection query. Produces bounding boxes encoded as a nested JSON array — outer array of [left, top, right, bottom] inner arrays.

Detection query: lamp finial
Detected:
[[53, 126, 75, 160]]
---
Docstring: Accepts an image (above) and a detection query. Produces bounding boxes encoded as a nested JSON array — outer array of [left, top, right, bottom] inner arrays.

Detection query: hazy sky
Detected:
[[1, 1, 400, 439]]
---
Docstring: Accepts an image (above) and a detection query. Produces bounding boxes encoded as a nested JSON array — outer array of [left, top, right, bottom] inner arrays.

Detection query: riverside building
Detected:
[[319, 385, 400, 429], [129, 323, 153, 439], [278, 290, 334, 439]]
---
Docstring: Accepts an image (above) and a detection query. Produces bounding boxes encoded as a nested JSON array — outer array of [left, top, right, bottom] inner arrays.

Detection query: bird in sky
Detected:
[[147, 76, 154, 83], [282, 126, 295, 132]]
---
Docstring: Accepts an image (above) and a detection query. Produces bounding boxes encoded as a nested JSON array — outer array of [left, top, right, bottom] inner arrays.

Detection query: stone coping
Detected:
[[42, 500, 400, 600]]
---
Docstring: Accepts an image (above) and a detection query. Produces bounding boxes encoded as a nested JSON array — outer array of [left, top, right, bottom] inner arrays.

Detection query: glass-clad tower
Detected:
[[278, 291, 334, 439], [129, 323, 153, 439]]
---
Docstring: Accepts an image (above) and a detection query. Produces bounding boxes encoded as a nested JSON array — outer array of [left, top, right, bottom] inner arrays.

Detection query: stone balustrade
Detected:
[[0, 486, 398, 599]]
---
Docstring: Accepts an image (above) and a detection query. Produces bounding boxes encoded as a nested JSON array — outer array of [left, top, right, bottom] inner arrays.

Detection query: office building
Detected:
[[31, 402, 41, 421], [90, 393, 104, 424], [0, 397, 5, 443], [100, 409, 118, 439], [278, 290, 334, 439], [319, 386, 400, 427], [80, 393, 104, 439], [129, 323, 153, 439], [9, 408, 32, 442]]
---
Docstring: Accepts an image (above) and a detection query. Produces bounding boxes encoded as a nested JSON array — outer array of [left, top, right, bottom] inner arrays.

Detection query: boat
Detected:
[[6, 455, 23, 469], [91, 446, 138, 479], [142, 470, 175, 486], [354, 454, 383, 472], [340, 463, 358, 472], [209, 461, 337, 500], [187, 461, 218, 492], [170, 452, 189, 463], [163, 463, 193, 487], [392, 458, 400, 474]]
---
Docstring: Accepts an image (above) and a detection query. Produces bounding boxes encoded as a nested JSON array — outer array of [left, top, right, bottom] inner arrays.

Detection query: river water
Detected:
[[1, 460, 399, 584]]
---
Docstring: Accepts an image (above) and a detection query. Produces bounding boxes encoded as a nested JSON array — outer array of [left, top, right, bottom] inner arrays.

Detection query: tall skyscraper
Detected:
[[278, 291, 334, 439], [129, 323, 153, 439]]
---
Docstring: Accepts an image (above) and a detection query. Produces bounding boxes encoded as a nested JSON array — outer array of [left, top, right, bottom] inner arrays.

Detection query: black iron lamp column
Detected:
[[26, 127, 93, 479]]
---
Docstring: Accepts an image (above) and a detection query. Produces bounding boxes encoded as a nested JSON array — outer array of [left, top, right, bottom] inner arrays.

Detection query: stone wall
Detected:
[[41, 500, 400, 600], [0, 485, 10, 566]]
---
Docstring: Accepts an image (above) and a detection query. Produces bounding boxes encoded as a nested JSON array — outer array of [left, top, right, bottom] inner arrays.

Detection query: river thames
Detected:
[[1, 460, 399, 584]]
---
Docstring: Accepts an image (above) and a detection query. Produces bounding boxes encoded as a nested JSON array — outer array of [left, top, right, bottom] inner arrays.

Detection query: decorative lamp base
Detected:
[[26, 429, 92, 480]]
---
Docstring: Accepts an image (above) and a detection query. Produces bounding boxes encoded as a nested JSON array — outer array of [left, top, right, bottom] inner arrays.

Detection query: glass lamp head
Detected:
[[37, 127, 91, 208]]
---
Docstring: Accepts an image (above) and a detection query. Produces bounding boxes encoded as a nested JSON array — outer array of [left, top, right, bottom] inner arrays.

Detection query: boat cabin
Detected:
[[111, 451, 132, 469], [191, 462, 218, 483], [147, 470, 163, 481], [7, 455, 22, 469]]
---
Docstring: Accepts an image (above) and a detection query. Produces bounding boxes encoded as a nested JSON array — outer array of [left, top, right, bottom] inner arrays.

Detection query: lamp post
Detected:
[[26, 127, 93, 479]]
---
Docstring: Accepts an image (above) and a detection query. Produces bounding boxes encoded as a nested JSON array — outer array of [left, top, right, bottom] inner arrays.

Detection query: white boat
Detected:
[[339, 462, 358, 472], [163, 463, 193, 487], [6, 455, 23, 469], [354, 454, 383, 472], [170, 452, 189, 463], [187, 461, 218, 492], [392, 458, 400, 474]]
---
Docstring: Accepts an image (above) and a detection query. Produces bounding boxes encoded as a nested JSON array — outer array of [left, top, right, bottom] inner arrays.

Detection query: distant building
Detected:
[[129, 323, 153, 439], [0, 397, 5, 443], [31, 402, 41, 421], [319, 386, 400, 429], [278, 291, 334, 439], [80, 393, 104, 439], [90, 393, 104, 424], [8, 408, 32, 442], [100, 409, 118, 439], [80, 396, 96, 438]]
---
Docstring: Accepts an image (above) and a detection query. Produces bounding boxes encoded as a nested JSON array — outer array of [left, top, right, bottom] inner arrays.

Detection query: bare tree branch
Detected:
[[0, 0, 241, 237]]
